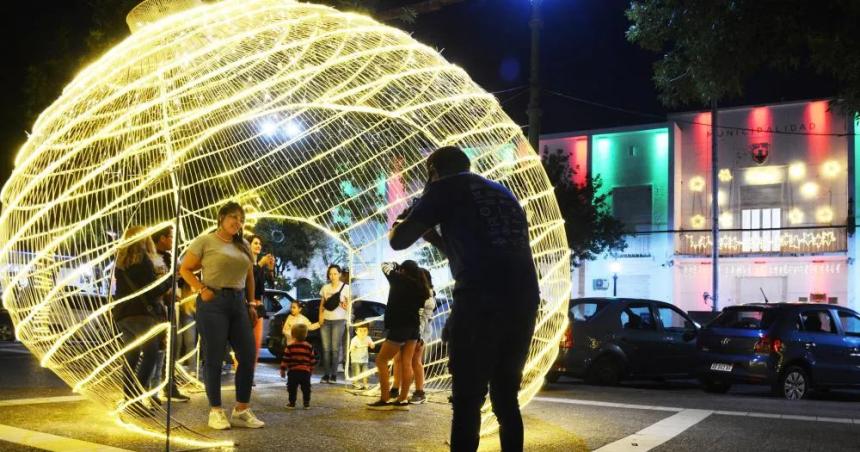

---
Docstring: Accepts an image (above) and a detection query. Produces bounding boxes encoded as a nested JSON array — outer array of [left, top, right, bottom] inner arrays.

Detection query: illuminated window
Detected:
[[742, 208, 781, 252]]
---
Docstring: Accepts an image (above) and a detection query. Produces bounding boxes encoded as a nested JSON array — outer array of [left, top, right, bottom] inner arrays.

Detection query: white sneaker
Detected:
[[208, 409, 231, 430], [230, 407, 265, 428]]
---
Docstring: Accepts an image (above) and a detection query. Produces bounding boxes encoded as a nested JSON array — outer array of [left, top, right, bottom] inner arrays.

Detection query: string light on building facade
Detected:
[[719, 211, 733, 228], [816, 206, 834, 223], [683, 230, 839, 254], [788, 161, 806, 180], [0, 0, 570, 443], [745, 166, 783, 185], [690, 214, 706, 228], [718, 168, 732, 182], [788, 207, 805, 224], [821, 160, 841, 179], [688, 176, 705, 192], [680, 260, 844, 277], [800, 181, 820, 199]]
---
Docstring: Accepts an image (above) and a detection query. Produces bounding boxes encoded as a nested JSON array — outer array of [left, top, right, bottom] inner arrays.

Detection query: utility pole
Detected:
[[711, 99, 719, 312], [527, 0, 542, 152]]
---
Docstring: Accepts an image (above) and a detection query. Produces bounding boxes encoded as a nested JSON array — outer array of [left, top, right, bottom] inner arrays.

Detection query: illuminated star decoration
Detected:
[[0, 0, 570, 444]]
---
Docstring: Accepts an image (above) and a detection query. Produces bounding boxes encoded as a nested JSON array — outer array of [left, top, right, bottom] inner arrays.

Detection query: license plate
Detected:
[[710, 363, 733, 372]]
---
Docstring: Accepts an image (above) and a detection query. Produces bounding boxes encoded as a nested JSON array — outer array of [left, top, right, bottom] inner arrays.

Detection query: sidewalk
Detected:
[[0, 355, 586, 451], [171, 361, 584, 451]]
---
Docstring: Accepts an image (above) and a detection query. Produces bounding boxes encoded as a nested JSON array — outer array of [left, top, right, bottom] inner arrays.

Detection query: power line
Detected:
[[490, 85, 527, 95], [499, 88, 529, 106]]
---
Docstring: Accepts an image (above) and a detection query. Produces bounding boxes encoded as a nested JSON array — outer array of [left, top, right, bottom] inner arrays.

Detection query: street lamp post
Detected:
[[527, 0, 542, 152], [609, 261, 621, 297]]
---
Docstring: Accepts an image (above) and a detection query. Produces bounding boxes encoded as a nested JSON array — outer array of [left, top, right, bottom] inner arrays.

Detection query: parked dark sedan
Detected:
[[547, 297, 699, 385], [697, 303, 860, 399]]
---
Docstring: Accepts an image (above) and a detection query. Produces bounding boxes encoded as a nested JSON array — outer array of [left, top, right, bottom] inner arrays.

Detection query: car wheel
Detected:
[[700, 377, 731, 394], [0, 318, 14, 342], [586, 356, 621, 386], [776, 366, 809, 400], [545, 371, 561, 384]]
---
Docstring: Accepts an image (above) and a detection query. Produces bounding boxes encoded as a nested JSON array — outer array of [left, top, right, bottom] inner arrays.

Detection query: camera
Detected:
[[393, 197, 421, 225]]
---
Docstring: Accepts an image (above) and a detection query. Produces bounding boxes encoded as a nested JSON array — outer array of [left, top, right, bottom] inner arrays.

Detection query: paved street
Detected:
[[1, 341, 859, 451]]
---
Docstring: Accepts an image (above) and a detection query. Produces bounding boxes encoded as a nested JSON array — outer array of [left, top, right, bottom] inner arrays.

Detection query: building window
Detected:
[[612, 185, 652, 229], [741, 208, 781, 252]]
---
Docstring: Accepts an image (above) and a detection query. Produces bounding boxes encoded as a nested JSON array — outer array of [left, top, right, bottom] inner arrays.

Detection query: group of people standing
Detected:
[[115, 202, 271, 430], [114, 145, 540, 452]]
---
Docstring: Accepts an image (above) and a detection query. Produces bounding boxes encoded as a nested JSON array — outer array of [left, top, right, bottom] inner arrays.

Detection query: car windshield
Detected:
[[711, 308, 778, 330]]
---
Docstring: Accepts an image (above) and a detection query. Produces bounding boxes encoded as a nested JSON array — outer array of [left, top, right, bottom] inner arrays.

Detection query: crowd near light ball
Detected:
[[801, 182, 820, 199], [788, 162, 806, 180], [0, 0, 570, 444]]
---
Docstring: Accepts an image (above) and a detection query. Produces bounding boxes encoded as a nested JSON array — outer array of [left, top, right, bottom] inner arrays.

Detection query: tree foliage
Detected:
[[541, 148, 627, 263], [253, 218, 328, 281], [626, 0, 860, 111]]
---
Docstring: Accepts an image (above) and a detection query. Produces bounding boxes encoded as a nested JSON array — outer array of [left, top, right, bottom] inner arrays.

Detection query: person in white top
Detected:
[[318, 264, 351, 384], [282, 300, 320, 345], [349, 324, 376, 389]]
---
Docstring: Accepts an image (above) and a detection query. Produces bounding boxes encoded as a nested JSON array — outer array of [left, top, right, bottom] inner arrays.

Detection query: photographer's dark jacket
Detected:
[[113, 256, 172, 321], [408, 172, 540, 314]]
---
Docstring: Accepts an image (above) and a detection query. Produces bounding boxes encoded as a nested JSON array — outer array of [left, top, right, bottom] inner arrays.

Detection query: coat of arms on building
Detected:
[[751, 142, 770, 164]]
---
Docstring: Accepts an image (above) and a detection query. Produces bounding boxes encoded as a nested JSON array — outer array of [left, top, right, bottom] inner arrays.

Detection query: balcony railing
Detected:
[[618, 234, 651, 257], [675, 227, 848, 256]]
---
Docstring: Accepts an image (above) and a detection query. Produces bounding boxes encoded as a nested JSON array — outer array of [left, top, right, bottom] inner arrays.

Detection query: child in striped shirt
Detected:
[[279, 323, 317, 409]]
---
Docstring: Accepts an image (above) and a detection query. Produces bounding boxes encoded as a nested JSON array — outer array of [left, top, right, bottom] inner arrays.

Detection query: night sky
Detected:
[[0, 0, 838, 188]]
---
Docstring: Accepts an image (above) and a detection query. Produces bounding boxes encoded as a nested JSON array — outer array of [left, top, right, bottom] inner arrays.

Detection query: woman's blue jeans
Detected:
[[195, 288, 255, 406], [320, 319, 346, 376]]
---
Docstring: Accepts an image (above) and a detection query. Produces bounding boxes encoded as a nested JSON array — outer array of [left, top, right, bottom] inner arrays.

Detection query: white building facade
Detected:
[[541, 99, 859, 312]]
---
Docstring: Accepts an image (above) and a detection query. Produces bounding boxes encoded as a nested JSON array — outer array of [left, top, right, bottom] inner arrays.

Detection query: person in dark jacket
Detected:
[[389, 146, 540, 451], [279, 323, 317, 409], [366, 260, 430, 411], [149, 225, 190, 403], [114, 225, 172, 413], [246, 234, 275, 371]]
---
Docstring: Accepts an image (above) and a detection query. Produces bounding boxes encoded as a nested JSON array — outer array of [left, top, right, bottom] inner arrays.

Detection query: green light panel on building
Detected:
[[591, 128, 670, 226]]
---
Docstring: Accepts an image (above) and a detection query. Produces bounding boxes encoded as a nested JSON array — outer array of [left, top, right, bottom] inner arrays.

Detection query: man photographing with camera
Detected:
[[389, 146, 540, 452]]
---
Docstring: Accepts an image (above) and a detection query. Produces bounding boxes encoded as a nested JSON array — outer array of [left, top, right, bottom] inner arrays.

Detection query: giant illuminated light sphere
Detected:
[[0, 0, 570, 444]]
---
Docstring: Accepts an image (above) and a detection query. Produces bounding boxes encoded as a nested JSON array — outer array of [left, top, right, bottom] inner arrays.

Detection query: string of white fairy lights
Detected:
[[0, 0, 569, 444]]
